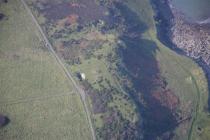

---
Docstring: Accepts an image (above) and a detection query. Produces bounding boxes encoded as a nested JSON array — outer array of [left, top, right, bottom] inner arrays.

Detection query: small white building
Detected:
[[80, 73, 86, 80]]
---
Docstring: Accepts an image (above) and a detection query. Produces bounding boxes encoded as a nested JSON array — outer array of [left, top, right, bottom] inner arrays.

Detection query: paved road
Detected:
[[20, 0, 96, 139]]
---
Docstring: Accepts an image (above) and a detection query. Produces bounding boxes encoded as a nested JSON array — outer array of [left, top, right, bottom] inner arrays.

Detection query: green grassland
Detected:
[[24, 0, 210, 139], [0, 0, 91, 140]]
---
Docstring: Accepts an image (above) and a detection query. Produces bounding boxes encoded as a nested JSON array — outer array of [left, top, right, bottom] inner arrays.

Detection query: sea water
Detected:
[[171, 0, 210, 22]]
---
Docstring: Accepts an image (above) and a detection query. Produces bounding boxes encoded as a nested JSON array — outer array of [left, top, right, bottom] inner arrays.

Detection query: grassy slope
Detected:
[[24, 0, 140, 139], [125, 0, 209, 139], [24, 0, 210, 139], [0, 1, 91, 140], [66, 28, 139, 131]]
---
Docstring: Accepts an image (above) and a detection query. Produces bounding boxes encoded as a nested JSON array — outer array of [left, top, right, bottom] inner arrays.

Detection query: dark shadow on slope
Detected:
[[119, 37, 177, 140], [150, 0, 184, 55], [115, 2, 179, 140]]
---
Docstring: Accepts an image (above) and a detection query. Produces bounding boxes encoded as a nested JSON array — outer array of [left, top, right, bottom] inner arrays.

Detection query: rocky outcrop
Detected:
[[170, 6, 210, 65]]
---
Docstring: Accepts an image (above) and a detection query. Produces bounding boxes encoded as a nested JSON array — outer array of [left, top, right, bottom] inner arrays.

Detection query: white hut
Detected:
[[80, 73, 86, 80]]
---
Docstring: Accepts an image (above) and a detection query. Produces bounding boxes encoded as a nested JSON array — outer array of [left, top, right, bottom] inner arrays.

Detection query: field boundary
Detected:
[[0, 92, 75, 106]]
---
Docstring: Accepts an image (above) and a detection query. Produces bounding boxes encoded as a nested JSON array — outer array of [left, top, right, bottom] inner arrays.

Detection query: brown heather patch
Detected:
[[152, 89, 179, 111]]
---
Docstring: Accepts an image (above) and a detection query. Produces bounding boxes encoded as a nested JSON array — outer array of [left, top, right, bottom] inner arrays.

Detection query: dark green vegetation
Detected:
[[0, 13, 5, 20], [0, 0, 91, 139], [1, 0, 209, 140], [0, 115, 9, 127]]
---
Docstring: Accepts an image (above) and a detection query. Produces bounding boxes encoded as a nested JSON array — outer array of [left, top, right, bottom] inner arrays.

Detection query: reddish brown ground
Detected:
[[152, 89, 179, 111], [37, 0, 110, 24]]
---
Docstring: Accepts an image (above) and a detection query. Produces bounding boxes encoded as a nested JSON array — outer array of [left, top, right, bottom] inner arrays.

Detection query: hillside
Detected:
[[0, 0, 209, 140], [24, 0, 209, 139]]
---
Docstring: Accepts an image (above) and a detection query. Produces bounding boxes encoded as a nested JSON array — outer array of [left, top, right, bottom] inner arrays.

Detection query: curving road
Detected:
[[19, 0, 96, 139]]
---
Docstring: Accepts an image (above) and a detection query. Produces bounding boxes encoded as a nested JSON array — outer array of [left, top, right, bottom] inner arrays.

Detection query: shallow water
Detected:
[[171, 0, 210, 22]]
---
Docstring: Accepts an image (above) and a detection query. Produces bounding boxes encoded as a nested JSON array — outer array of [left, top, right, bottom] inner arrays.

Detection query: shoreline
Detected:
[[151, 0, 210, 110]]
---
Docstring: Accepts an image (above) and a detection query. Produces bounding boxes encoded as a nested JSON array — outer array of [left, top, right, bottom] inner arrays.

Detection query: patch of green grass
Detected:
[[69, 42, 115, 89], [108, 94, 138, 122], [0, 0, 91, 139], [0, 94, 90, 140], [70, 57, 113, 89], [92, 113, 104, 129]]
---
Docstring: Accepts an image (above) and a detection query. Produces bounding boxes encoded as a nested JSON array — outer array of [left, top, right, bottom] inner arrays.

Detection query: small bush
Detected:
[[0, 115, 10, 127]]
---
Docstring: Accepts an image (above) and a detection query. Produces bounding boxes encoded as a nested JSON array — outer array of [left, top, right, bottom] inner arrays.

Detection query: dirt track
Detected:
[[19, 0, 96, 139]]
